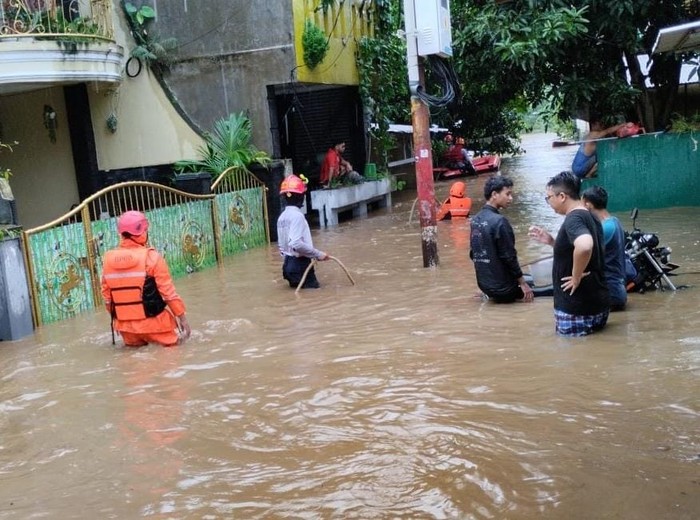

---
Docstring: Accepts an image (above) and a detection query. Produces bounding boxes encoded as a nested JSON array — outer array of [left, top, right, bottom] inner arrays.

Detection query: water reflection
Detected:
[[115, 349, 190, 515], [0, 134, 698, 519]]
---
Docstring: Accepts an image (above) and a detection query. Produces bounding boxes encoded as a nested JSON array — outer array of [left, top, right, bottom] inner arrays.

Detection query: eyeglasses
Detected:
[[545, 192, 560, 203]]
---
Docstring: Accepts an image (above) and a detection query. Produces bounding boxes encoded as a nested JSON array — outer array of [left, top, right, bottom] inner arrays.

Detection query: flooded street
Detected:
[[1, 133, 699, 519]]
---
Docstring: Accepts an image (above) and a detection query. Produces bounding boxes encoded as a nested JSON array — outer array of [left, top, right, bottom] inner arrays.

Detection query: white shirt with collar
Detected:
[[277, 205, 323, 259]]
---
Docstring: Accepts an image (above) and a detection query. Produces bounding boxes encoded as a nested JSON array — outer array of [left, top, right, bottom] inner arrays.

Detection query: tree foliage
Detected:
[[357, 0, 410, 171], [445, 0, 699, 136], [302, 19, 329, 69], [362, 0, 699, 155]]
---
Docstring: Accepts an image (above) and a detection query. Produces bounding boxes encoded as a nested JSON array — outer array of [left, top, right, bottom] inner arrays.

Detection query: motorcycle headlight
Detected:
[[643, 234, 659, 248]]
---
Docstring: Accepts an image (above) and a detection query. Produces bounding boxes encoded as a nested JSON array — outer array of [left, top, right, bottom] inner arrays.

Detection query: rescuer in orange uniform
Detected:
[[437, 181, 473, 221], [101, 211, 191, 347], [442, 135, 476, 176]]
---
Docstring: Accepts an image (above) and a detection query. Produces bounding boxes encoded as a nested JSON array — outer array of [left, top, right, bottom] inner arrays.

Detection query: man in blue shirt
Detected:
[[571, 120, 626, 178], [582, 186, 628, 310]]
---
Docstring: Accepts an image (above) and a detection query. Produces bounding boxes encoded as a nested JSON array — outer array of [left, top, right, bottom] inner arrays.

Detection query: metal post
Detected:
[[403, 0, 439, 267]]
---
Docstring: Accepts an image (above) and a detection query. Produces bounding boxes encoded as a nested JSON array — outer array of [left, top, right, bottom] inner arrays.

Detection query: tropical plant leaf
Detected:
[[175, 113, 271, 176]]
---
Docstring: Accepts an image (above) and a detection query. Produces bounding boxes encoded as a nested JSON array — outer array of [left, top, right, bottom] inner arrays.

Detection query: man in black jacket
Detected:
[[470, 176, 534, 303]]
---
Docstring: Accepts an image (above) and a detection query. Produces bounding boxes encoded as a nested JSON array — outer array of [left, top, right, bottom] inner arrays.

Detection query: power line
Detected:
[[415, 55, 460, 109]]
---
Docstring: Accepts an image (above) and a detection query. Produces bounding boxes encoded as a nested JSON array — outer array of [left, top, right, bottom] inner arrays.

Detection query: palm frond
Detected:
[[174, 112, 271, 175]]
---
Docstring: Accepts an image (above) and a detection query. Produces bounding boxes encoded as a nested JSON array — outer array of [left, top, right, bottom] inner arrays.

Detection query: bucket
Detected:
[[528, 257, 553, 287], [363, 163, 377, 180]]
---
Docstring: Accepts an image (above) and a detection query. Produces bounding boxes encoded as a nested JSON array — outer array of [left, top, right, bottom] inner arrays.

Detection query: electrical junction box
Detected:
[[415, 0, 453, 58]]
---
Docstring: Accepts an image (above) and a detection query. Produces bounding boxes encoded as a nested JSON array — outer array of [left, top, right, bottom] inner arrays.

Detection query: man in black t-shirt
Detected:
[[529, 172, 610, 336]]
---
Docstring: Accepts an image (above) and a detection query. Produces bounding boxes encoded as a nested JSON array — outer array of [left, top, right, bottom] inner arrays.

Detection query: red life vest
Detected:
[[103, 247, 162, 321], [444, 145, 464, 164]]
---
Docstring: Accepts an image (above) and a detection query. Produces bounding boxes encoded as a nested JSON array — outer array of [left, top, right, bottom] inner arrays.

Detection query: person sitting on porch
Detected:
[[319, 140, 364, 188]]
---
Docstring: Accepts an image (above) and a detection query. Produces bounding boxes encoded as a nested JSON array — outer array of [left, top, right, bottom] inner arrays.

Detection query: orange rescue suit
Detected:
[[437, 182, 472, 220], [101, 239, 186, 337]]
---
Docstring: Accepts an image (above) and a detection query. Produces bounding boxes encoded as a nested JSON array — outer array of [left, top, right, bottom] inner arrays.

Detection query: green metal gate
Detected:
[[21, 169, 269, 326]]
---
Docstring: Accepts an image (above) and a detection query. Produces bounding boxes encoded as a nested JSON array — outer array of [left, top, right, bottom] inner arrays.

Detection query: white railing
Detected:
[[0, 0, 113, 40]]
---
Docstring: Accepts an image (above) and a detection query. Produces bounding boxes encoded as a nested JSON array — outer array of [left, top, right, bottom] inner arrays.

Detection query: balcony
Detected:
[[0, 0, 123, 95]]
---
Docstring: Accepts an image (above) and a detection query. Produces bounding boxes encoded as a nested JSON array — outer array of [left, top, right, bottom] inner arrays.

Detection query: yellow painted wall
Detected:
[[0, 1, 205, 229], [0, 88, 80, 228], [89, 71, 204, 170], [293, 0, 374, 85], [91, 6, 204, 170]]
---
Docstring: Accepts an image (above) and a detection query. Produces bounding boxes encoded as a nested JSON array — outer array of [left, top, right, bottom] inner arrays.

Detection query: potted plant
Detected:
[[302, 19, 329, 70], [173, 112, 271, 194], [123, 2, 178, 74]]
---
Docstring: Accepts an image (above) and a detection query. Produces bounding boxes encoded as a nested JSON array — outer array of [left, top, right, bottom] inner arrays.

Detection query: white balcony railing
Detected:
[[0, 0, 113, 41]]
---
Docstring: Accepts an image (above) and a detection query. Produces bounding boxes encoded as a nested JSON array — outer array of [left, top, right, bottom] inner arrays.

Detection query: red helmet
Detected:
[[449, 181, 466, 198], [280, 174, 307, 195], [117, 210, 149, 236]]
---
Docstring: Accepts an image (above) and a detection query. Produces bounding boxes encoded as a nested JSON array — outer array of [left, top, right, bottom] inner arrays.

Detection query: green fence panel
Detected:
[[585, 132, 700, 212], [27, 222, 96, 324], [217, 186, 267, 256], [24, 177, 269, 326], [28, 200, 217, 325], [145, 200, 217, 277], [90, 200, 216, 280]]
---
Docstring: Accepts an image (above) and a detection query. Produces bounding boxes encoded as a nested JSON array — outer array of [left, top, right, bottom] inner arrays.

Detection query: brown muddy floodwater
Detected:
[[1, 133, 699, 519]]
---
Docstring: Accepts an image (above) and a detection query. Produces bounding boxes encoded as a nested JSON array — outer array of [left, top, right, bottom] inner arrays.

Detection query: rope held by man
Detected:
[[295, 255, 356, 294]]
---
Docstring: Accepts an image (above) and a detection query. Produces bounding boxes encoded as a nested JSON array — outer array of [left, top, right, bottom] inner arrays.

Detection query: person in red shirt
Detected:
[[319, 141, 364, 187]]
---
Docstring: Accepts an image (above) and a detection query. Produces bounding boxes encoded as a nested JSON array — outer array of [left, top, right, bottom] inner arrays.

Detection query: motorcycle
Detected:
[[625, 208, 679, 293]]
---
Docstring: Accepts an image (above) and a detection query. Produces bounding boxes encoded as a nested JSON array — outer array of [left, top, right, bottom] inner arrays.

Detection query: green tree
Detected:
[[357, 0, 410, 172], [361, 1, 698, 155], [446, 0, 699, 135], [444, 1, 589, 152]]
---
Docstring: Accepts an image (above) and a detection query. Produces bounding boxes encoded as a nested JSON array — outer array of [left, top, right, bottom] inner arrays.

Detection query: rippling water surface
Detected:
[[1, 134, 698, 519]]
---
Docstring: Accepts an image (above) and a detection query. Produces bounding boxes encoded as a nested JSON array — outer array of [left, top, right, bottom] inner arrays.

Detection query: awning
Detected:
[[388, 124, 448, 134], [371, 123, 448, 134], [652, 20, 700, 54]]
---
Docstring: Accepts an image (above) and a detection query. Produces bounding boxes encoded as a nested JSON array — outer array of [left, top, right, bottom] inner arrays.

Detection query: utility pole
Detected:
[[403, 0, 439, 268]]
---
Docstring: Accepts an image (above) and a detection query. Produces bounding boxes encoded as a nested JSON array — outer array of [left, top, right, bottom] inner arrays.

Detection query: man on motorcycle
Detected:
[[582, 186, 627, 311]]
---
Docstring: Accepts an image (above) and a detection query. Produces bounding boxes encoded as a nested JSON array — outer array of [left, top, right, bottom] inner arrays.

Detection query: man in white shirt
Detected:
[[277, 174, 329, 289]]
